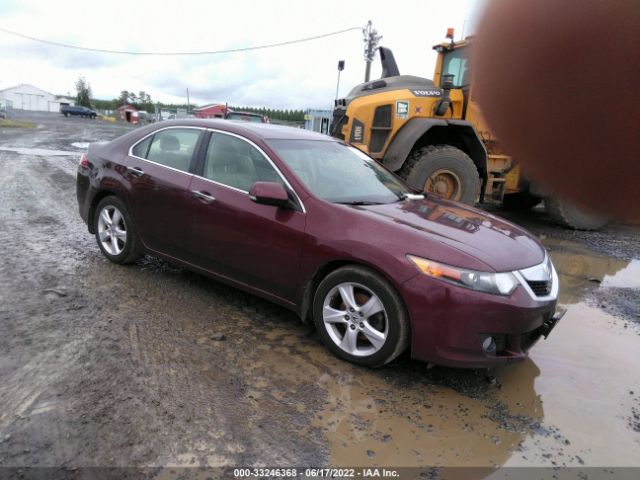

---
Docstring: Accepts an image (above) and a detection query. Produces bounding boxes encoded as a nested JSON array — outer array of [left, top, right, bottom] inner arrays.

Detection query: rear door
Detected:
[[186, 131, 306, 302], [124, 127, 204, 257]]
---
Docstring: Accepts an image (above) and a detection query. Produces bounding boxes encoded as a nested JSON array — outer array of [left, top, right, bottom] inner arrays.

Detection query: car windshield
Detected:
[[267, 140, 411, 204], [227, 113, 263, 122]]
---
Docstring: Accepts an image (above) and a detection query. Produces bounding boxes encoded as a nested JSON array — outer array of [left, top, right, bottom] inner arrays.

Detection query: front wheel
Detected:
[[94, 196, 141, 263], [313, 266, 410, 367]]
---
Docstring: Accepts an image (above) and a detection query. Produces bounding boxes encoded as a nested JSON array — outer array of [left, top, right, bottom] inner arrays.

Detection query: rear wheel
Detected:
[[313, 266, 410, 367], [544, 196, 610, 230], [94, 196, 141, 263], [398, 145, 480, 205]]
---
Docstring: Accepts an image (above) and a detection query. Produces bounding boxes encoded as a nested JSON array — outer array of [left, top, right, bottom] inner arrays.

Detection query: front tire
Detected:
[[94, 196, 141, 264], [399, 145, 480, 205], [312, 266, 410, 367]]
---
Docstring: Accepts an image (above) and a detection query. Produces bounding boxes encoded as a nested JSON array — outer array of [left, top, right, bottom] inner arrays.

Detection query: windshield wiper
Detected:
[[335, 200, 384, 205]]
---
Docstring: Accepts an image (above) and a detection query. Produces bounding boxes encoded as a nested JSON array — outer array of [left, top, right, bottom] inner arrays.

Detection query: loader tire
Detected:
[[398, 145, 479, 205], [544, 196, 609, 230]]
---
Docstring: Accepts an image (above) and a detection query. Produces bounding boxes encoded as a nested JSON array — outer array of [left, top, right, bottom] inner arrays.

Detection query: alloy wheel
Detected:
[[97, 205, 127, 256], [322, 282, 388, 357]]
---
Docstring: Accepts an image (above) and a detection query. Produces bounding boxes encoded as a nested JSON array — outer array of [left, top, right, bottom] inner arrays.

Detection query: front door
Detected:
[[187, 132, 306, 302]]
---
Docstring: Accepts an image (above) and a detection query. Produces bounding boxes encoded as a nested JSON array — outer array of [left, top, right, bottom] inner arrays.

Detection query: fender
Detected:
[[382, 118, 488, 186], [382, 118, 447, 172]]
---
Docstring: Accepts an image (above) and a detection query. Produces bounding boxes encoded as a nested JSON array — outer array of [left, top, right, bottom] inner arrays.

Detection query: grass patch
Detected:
[[0, 119, 36, 128]]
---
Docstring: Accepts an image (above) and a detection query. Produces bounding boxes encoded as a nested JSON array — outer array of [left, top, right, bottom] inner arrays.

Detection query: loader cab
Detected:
[[440, 46, 471, 88], [433, 36, 474, 120]]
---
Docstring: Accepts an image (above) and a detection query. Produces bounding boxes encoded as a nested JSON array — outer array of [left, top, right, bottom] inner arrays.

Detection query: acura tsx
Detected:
[[76, 120, 563, 368]]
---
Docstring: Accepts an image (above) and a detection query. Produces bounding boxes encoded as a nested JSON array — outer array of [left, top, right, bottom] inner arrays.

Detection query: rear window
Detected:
[[132, 136, 152, 158], [132, 128, 201, 173]]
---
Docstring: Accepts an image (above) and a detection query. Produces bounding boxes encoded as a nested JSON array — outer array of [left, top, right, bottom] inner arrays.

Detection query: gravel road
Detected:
[[1, 111, 638, 478]]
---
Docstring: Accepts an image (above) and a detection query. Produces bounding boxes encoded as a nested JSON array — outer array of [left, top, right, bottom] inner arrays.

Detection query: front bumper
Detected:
[[401, 271, 561, 368]]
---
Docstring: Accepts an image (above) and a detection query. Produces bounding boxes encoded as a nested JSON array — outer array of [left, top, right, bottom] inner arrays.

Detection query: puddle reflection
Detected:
[[543, 238, 638, 304]]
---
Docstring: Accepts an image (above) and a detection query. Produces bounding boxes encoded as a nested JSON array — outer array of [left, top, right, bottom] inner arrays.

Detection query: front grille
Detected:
[[330, 109, 348, 140], [527, 280, 551, 296], [369, 104, 392, 153], [372, 104, 392, 128]]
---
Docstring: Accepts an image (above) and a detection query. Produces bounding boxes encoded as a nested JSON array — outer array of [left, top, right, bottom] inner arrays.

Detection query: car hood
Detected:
[[357, 196, 546, 272]]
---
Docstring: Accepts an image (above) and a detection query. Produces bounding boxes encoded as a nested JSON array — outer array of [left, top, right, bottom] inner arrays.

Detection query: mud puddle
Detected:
[[544, 237, 640, 328]]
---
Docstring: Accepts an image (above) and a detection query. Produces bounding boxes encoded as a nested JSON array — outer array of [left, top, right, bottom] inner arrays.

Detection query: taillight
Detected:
[[79, 153, 89, 168]]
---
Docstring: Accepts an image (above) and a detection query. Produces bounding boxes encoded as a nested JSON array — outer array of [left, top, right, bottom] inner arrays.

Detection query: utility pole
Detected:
[[186, 87, 190, 116], [363, 20, 382, 82], [335, 60, 345, 101]]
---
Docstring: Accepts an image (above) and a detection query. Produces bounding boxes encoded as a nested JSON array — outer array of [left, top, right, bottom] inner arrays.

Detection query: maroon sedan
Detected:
[[76, 120, 562, 368]]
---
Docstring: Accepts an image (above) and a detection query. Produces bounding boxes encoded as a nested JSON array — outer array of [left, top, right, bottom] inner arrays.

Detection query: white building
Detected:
[[0, 84, 75, 112]]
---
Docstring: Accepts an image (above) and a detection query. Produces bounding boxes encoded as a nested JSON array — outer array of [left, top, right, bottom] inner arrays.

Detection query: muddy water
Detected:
[[314, 237, 640, 468]]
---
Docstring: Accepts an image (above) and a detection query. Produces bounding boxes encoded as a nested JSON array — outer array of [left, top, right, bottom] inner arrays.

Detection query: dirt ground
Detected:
[[1, 111, 639, 476]]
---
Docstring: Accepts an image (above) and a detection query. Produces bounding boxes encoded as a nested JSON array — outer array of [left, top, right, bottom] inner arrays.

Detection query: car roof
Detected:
[[151, 118, 339, 142]]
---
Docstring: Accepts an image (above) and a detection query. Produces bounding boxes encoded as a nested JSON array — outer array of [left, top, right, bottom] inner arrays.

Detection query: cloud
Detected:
[[0, 0, 486, 108], [0, 42, 119, 68]]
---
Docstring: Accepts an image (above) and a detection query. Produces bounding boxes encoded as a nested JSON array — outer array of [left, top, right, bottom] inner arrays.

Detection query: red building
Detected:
[[117, 104, 139, 123], [194, 104, 229, 119]]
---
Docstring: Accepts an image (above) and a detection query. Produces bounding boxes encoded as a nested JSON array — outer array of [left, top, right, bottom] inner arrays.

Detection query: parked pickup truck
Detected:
[[60, 105, 97, 118]]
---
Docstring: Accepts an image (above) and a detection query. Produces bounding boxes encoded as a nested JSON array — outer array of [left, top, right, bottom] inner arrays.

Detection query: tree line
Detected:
[[228, 106, 306, 122], [75, 77, 307, 120]]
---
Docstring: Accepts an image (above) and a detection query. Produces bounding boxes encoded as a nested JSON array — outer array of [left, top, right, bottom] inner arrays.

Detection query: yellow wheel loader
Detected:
[[330, 34, 608, 230]]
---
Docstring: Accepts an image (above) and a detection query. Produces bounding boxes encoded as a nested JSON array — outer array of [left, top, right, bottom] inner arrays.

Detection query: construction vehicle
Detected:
[[330, 30, 608, 229]]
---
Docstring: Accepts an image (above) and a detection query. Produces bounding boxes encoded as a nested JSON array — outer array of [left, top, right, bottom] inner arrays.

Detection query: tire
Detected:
[[93, 196, 141, 264], [312, 265, 410, 367], [64, 113, 68, 117], [544, 196, 610, 230], [503, 192, 542, 211], [398, 145, 480, 205]]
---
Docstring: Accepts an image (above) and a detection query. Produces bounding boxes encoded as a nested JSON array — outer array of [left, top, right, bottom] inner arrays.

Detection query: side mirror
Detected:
[[249, 181, 289, 207]]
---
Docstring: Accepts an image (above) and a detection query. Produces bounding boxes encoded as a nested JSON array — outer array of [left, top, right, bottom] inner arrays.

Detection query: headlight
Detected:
[[407, 255, 519, 296]]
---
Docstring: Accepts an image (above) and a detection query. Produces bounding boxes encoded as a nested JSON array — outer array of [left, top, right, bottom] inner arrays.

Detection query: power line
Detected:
[[0, 26, 361, 56]]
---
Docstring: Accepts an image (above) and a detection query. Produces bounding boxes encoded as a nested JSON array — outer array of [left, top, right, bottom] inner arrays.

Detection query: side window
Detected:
[[203, 133, 283, 191], [145, 128, 201, 172], [132, 136, 152, 158]]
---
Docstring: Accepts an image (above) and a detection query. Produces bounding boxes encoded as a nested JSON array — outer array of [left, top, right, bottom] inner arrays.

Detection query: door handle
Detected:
[[126, 166, 145, 177], [192, 190, 215, 204]]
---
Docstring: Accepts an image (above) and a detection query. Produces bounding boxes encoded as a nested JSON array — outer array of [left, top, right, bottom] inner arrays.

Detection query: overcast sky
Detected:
[[0, 0, 485, 109]]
